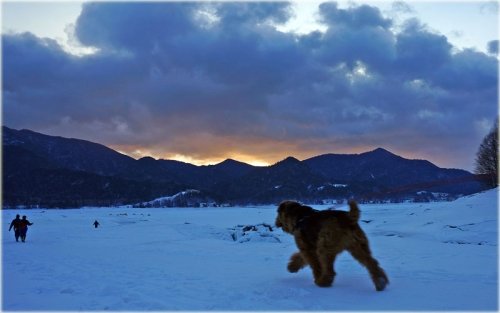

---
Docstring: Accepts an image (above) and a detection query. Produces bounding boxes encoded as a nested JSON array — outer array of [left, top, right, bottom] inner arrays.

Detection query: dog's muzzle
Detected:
[[275, 218, 283, 228]]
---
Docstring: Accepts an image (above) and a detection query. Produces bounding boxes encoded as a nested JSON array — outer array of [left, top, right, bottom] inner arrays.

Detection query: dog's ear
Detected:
[[278, 200, 302, 213], [279, 201, 315, 221], [276, 201, 302, 232], [294, 204, 315, 217]]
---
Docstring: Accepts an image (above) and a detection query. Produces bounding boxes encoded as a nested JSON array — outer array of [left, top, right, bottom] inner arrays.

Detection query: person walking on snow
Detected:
[[8, 214, 22, 242], [18, 215, 33, 243], [93, 220, 100, 228]]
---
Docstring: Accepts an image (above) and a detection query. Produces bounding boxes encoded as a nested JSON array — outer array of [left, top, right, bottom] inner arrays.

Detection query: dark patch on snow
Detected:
[[443, 240, 491, 246], [446, 223, 476, 231], [228, 223, 280, 243]]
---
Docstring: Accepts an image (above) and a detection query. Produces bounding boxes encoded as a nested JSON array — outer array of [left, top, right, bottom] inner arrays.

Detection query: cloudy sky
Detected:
[[2, 1, 499, 170]]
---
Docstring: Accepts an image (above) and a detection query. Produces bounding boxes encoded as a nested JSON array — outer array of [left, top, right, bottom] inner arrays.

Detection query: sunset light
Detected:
[[2, 1, 498, 171]]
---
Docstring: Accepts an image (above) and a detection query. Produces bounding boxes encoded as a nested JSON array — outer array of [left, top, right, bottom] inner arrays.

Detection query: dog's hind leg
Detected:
[[288, 252, 307, 273], [347, 231, 389, 291]]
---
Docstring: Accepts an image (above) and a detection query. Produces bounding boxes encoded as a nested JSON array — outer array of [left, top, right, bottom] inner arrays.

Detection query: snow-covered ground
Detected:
[[2, 189, 498, 311]]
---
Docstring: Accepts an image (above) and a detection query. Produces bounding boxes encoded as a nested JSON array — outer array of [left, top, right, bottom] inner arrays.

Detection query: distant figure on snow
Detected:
[[18, 215, 33, 243], [8, 214, 22, 242], [93, 220, 100, 228]]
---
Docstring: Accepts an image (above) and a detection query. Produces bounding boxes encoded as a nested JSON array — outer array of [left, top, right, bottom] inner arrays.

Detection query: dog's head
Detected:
[[275, 200, 315, 234]]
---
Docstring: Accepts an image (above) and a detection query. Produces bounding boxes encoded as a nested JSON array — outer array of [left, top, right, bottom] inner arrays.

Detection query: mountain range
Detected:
[[2, 126, 487, 207]]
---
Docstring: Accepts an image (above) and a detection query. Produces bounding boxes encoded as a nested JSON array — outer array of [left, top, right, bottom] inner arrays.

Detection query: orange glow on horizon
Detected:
[[167, 154, 271, 167], [112, 146, 272, 167], [112, 144, 460, 170]]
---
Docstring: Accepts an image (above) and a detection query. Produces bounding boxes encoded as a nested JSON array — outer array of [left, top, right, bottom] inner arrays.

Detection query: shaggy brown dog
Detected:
[[275, 200, 389, 291]]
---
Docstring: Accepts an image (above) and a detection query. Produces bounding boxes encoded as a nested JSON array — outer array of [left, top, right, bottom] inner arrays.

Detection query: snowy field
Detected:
[[2, 189, 498, 311]]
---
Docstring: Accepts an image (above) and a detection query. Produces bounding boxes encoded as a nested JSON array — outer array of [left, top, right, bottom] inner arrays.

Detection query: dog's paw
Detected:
[[374, 276, 389, 291], [287, 253, 306, 273], [315, 276, 333, 288], [287, 262, 302, 273]]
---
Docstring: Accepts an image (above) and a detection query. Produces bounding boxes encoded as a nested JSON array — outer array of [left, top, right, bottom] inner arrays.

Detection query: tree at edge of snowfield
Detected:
[[475, 119, 499, 188]]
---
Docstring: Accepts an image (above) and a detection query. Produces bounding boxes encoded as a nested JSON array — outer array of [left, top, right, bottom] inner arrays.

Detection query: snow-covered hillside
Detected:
[[2, 189, 498, 310]]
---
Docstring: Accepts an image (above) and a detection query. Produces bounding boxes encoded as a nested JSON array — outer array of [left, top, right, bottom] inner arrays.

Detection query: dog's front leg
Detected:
[[299, 249, 324, 286], [294, 237, 325, 287], [316, 251, 338, 287]]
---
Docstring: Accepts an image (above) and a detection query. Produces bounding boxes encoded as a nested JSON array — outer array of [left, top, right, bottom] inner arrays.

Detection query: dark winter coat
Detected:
[[9, 217, 21, 231], [18, 218, 33, 230], [18, 218, 33, 237]]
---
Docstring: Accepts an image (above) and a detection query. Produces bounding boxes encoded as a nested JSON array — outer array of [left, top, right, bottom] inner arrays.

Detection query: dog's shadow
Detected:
[[278, 268, 386, 293]]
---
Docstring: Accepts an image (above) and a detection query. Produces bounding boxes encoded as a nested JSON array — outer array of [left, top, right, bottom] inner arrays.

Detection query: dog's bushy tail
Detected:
[[348, 200, 360, 223]]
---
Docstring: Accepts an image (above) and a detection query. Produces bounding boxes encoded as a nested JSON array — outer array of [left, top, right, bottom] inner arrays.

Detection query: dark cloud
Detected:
[[432, 49, 498, 91], [214, 2, 293, 26], [487, 39, 499, 54], [2, 2, 498, 169], [75, 2, 199, 53], [394, 19, 452, 78], [3, 33, 70, 90], [318, 2, 392, 29]]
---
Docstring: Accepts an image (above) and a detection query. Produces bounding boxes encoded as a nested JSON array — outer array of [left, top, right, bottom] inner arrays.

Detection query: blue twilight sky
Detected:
[[1, 1, 499, 170]]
